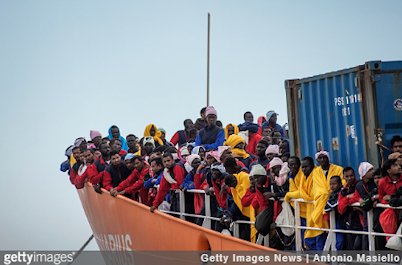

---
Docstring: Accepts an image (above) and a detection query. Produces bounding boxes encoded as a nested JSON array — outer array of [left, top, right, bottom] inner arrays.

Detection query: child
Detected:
[[325, 175, 344, 250]]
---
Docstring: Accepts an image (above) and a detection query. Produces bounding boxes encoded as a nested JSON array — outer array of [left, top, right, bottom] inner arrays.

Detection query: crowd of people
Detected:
[[60, 106, 402, 251]]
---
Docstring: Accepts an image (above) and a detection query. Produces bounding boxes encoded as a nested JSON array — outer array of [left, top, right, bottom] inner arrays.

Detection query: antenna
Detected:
[[206, 13, 211, 107]]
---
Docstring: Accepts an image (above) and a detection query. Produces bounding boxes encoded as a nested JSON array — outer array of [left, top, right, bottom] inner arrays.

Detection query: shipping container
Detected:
[[285, 60, 402, 174]]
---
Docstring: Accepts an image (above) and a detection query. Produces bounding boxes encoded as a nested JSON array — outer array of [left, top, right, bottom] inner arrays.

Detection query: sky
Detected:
[[1, 0, 402, 251]]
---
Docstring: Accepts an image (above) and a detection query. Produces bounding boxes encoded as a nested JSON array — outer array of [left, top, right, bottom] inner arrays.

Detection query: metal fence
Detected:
[[158, 189, 402, 251]]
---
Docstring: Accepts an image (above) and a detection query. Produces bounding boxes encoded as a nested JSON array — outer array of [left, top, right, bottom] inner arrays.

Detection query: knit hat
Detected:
[[358, 162, 374, 178], [90, 130, 102, 140], [205, 106, 217, 117], [269, 157, 284, 168], [315, 150, 330, 160], [250, 164, 267, 177], [265, 144, 280, 155]]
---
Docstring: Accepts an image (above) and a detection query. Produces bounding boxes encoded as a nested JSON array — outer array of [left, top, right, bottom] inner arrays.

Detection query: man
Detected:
[[90, 130, 102, 149], [249, 140, 269, 169], [315, 151, 344, 191], [262, 111, 284, 137], [238, 118, 261, 156], [391, 135, 402, 153], [126, 134, 139, 154], [170, 119, 194, 147], [74, 149, 98, 189], [195, 106, 225, 151], [69, 146, 83, 185], [224, 134, 254, 168], [299, 156, 328, 251], [194, 107, 207, 130], [111, 155, 149, 203], [140, 136, 156, 161], [108, 125, 129, 151], [337, 166, 362, 250], [91, 141, 111, 186], [265, 144, 280, 167], [150, 152, 186, 212], [243, 111, 254, 123], [223, 157, 255, 242], [110, 138, 127, 156], [102, 150, 131, 191], [144, 157, 164, 206]]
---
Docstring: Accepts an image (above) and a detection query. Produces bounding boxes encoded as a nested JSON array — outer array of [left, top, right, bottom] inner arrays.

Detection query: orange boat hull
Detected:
[[77, 183, 273, 251]]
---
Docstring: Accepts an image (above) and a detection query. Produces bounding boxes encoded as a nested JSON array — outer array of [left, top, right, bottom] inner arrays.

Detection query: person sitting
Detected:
[[195, 106, 225, 151], [170, 119, 194, 147]]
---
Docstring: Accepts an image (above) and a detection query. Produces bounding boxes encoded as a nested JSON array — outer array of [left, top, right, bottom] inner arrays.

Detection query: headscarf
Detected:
[[217, 146, 230, 160], [224, 123, 240, 139], [315, 150, 330, 160], [143, 124, 164, 146], [74, 137, 86, 148], [257, 116, 266, 126], [65, 145, 74, 157], [211, 163, 226, 173], [265, 144, 280, 155], [184, 154, 201, 173], [206, 150, 220, 162], [358, 162, 374, 179], [192, 146, 205, 155], [179, 146, 190, 163], [186, 154, 201, 166], [108, 125, 129, 151], [224, 134, 250, 159], [276, 162, 290, 186]]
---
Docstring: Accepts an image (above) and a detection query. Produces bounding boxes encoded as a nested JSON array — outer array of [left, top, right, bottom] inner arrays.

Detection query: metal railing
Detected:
[[158, 189, 402, 251]]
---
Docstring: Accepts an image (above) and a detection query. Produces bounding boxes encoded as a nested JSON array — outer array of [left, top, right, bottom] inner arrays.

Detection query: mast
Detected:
[[206, 13, 211, 107]]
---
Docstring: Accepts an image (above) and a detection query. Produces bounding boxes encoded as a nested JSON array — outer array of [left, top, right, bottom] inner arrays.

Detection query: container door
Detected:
[[370, 61, 402, 158], [296, 70, 367, 173]]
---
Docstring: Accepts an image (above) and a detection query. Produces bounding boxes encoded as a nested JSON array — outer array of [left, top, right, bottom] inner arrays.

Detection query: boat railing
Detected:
[[158, 189, 402, 251]]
